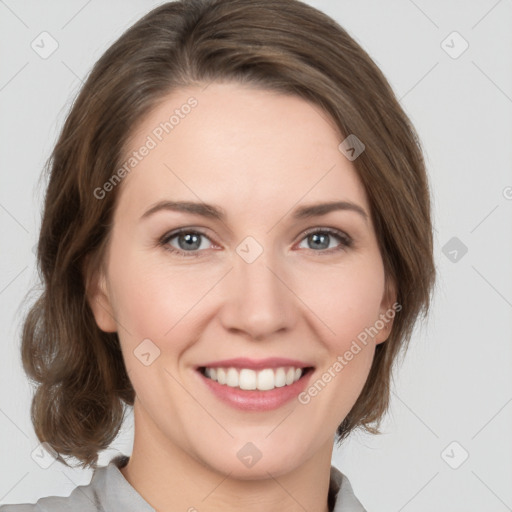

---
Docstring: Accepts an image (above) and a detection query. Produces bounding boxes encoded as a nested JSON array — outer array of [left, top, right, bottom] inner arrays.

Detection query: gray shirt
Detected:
[[0, 454, 367, 511]]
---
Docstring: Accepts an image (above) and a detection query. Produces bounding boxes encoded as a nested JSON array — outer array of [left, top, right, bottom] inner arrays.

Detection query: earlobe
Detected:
[[375, 277, 398, 345], [83, 256, 117, 333], [375, 322, 391, 345]]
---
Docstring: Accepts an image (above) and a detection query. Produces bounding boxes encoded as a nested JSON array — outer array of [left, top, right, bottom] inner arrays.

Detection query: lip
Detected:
[[195, 364, 315, 412], [196, 357, 313, 370]]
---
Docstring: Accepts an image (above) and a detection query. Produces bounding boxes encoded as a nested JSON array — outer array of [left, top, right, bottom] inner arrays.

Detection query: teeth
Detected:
[[203, 366, 305, 391], [217, 368, 226, 384], [257, 369, 274, 391], [226, 367, 239, 387], [275, 367, 286, 387]]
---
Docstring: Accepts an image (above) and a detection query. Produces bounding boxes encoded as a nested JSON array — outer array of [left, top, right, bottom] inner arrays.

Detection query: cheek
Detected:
[[300, 255, 386, 348], [107, 246, 216, 346], [301, 263, 383, 418]]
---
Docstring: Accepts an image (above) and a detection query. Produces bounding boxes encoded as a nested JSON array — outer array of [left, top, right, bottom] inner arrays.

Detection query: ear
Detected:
[[374, 277, 398, 345], [83, 254, 117, 333]]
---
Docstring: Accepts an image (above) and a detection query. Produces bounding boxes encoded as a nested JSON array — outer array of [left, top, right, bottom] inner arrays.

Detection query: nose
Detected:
[[218, 249, 297, 341]]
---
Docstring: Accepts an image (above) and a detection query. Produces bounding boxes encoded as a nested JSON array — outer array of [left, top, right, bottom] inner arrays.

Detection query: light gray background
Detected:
[[1, 1, 511, 510]]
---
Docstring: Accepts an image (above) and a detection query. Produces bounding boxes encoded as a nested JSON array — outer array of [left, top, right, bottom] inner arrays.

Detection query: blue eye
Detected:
[[298, 228, 352, 252], [159, 227, 352, 258], [160, 229, 212, 257]]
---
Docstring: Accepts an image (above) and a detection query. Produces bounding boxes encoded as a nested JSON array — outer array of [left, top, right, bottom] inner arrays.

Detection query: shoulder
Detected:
[[0, 454, 132, 512], [0, 478, 101, 512], [0, 490, 94, 511], [0, 506, 37, 512], [0, 454, 153, 512]]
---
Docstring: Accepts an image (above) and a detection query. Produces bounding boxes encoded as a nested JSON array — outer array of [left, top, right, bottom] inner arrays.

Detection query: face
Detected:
[[88, 82, 396, 478]]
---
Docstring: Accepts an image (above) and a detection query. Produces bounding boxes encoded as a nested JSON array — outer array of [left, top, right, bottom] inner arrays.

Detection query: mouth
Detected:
[[197, 365, 314, 391], [195, 360, 315, 411]]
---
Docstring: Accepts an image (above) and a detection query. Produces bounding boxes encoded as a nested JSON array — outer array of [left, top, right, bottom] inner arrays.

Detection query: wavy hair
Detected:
[[21, 0, 436, 469]]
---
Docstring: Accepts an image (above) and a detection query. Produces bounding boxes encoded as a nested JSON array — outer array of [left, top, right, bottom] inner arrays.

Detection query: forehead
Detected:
[[115, 82, 369, 222]]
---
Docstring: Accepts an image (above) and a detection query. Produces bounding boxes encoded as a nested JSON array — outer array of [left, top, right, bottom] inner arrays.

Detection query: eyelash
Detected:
[[158, 227, 353, 258]]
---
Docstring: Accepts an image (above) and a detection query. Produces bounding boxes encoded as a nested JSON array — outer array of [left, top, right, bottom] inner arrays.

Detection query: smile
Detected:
[[196, 360, 315, 411], [200, 366, 312, 391]]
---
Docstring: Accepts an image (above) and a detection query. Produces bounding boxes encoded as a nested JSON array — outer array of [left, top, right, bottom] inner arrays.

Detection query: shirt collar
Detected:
[[95, 453, 366, 512], [328, 464, 367, 512]]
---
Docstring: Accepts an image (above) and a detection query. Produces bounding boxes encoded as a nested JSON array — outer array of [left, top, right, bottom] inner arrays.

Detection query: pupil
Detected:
[[179, 233, 200, 250], [310, 233, 329, 250]]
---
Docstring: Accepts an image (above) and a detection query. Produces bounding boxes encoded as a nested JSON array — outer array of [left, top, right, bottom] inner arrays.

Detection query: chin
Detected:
[[193, 438, 310, 480]]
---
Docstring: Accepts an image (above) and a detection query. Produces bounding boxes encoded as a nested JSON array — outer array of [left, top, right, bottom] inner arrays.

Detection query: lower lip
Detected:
[[197, 369, 314, 411]]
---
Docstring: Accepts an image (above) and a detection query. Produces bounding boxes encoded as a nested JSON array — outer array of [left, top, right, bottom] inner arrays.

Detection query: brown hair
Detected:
[[21, 0, 435, 469]]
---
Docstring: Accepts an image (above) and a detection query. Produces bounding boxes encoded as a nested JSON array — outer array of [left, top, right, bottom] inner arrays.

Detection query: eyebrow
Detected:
[[140, 200, 369, 223]]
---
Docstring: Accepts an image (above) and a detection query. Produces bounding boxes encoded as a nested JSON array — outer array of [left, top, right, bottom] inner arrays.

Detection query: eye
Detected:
[[159, 227, 353, 258], [160, 229, 214, 258], [296, 228, 352, 253]]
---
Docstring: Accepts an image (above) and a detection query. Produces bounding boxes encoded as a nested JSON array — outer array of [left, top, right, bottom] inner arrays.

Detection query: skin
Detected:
[[87, 82, 396, 512]]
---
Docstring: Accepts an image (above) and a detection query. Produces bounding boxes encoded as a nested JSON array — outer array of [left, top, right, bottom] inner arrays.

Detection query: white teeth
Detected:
[[257, 368, 274, 391], [226, 368, 239, 387], [275, 367, 286, 387], [239, 369, 257, 390], [202, 366, 305, 390], [217, 368, 226, 384]]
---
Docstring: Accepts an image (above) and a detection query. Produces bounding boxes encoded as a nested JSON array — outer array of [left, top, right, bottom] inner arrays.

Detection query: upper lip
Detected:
[[197, 357, 314, 370]]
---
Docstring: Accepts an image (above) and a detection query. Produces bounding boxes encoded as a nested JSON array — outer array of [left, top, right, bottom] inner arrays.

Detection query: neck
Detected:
[[120, 400, 334, 512]]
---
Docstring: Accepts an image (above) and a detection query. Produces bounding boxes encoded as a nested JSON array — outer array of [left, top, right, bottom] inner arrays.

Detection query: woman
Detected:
[[1, 0, 435, 510]]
